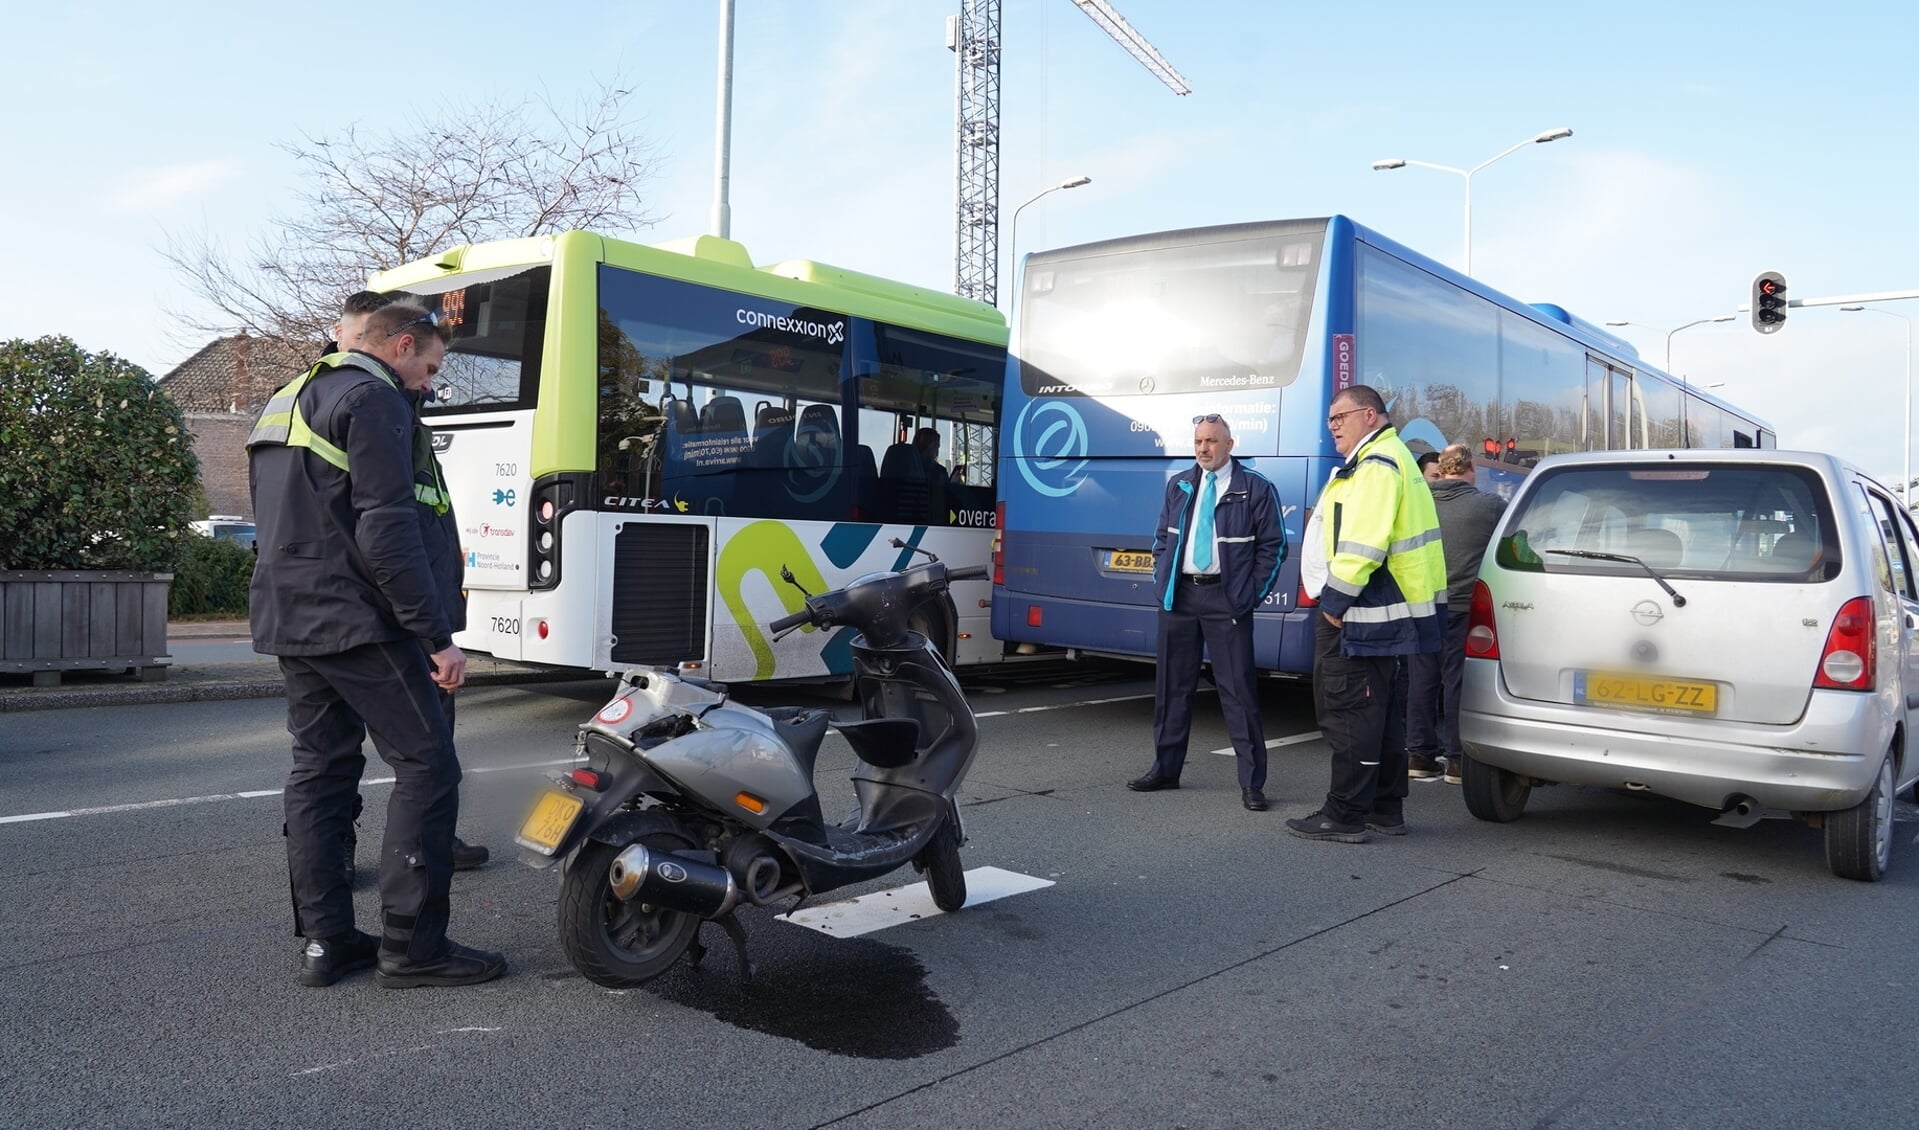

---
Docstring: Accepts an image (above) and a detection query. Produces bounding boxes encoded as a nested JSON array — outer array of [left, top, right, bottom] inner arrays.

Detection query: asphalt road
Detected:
[[3, 664, 1917, 1129]]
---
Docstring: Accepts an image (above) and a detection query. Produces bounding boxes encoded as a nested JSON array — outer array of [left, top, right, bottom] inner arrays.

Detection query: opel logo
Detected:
[[1629, 600, 1664, 626], [657, 861, 688, 883]]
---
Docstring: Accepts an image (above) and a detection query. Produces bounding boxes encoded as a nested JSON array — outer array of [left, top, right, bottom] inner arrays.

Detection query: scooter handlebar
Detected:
[[768, 608, 813, 634]]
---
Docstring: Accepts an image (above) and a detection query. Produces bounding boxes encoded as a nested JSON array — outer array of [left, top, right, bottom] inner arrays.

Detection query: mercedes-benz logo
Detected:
[[1629, 600, 1664, 626]]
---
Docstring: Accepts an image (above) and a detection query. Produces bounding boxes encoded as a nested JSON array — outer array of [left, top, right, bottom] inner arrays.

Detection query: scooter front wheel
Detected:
[[559, 835, 701, 988], [917, 821, 966, 913]]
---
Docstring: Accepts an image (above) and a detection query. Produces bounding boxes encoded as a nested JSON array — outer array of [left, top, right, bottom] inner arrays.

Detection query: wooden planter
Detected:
[[0, 571, 172, 686]]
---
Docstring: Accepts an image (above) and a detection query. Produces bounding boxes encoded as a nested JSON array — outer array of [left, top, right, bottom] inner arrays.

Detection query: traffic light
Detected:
[[1751, 271, 1788, 334]]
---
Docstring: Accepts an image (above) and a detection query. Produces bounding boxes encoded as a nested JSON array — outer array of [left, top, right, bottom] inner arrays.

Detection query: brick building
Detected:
[[159, 335, 310, 519]]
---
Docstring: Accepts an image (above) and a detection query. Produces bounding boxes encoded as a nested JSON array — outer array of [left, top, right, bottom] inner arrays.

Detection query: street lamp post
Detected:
[[1006, 175, 1092, 302], [1604, 316, 1736, 444], [1843, 305, 1915, 505], [1372, 127, 1573, 275]]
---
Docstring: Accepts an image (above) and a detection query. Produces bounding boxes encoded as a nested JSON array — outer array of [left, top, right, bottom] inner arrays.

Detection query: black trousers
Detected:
[[279, 638, 461, 959], [1406, 608, 1469, 758], [1313, 615, 1408, 824], [1152, 577, 1267, 790]]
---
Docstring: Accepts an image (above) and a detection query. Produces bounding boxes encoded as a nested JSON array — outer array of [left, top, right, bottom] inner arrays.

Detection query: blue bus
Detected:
[[990, 215, 1775, 676]]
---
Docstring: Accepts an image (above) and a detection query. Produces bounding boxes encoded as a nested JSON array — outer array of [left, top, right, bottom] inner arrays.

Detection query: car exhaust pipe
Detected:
[[608, 843, 739, 918]]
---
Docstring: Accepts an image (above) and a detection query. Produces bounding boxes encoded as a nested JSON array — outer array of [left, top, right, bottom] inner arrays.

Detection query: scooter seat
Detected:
[[831, 717, 921, 769]]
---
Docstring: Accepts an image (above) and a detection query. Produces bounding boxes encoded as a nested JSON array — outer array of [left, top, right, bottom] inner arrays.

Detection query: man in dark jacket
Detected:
[[249, 302, 505, 989], [1406, 444, 1508, 784], [1130, 414, 1286, 810]]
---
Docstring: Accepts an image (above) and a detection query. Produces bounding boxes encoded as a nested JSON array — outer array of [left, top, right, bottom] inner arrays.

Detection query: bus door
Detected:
[[1585, 357, 1640, 450]]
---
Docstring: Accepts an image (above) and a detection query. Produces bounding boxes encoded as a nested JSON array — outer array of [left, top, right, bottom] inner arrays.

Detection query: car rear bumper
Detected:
[[1459, 659, 1892, 813]]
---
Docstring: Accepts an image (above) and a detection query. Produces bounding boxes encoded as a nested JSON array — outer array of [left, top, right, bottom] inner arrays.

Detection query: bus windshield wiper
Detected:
[[1542, 548, 1687, 608]]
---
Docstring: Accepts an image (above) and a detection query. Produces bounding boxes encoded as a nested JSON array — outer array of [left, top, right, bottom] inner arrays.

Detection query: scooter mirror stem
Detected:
[[887, 538, 939, 562], [779, 564, 811, 596]]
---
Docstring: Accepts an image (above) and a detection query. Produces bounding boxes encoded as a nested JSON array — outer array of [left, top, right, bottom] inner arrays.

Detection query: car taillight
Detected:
[[1465, 580, 1499, 659], [1813, 596, 1875, 690]]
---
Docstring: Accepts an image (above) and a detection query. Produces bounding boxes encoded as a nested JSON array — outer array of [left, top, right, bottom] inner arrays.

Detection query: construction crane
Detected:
[[947, 0, 1190, 308]]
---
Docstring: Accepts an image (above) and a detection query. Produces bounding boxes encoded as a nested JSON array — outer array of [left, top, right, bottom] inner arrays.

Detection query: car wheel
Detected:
[[1825, 748, 1894, 882], [1460, 752, 1530, 822]]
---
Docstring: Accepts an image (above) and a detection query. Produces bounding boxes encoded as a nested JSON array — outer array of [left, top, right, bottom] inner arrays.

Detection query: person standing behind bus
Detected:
[[327, 290, 490, 873], [1130, 414, 1285, 811], [1286, 386, 1445, 843], [250, 302, 505, 988], [1405, 444, 1507, 785]]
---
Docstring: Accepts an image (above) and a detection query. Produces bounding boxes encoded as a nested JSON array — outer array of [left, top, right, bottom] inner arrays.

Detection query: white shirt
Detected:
[[1181, 460, 1233, 576], [1300, 506, 1327, 601]]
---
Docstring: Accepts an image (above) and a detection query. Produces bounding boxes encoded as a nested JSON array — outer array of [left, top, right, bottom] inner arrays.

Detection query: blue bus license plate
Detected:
[[1101, 550, 1154, 574]]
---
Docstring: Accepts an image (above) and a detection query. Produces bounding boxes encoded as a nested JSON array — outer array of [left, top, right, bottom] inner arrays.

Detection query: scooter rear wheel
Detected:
[[559, 835, 701, 988], [918, 821, 966, 913]]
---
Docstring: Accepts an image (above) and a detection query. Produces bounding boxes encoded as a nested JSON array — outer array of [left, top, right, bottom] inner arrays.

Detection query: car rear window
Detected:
[[1492, 463, 1837, 581]]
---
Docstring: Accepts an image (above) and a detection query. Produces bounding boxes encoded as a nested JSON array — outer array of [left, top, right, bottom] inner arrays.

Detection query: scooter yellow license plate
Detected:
[[516, 790, 586, 856]]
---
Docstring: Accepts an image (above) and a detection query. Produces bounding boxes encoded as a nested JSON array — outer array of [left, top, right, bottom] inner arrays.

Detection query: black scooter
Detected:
[[516, 543, 985, 988]]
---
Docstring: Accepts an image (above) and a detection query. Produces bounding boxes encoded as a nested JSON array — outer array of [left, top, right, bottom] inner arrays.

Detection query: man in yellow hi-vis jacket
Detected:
[[1286, 385, 1446, 844]]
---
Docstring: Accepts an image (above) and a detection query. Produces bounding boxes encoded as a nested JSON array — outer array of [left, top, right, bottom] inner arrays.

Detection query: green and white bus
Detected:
[[371, 231, 1008, 682]]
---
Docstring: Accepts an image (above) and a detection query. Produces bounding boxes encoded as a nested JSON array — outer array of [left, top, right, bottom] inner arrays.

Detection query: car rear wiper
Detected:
[[1542, 548, 1687, 608]]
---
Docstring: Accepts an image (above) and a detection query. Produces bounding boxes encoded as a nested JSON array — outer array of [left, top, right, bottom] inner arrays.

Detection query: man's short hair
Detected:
[[363, 302, 450, 345], [1336, 383, 1389, 422], [1437, 444, 1475, 478], [1416, 450, 1440, 471], [341, 290, 408, 316]]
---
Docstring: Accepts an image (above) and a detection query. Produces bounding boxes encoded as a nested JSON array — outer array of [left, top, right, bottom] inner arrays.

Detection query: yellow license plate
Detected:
[[516, 790, 586, 855], [1103, 549, 1155, 574], [1575, 672, 1718, 715]]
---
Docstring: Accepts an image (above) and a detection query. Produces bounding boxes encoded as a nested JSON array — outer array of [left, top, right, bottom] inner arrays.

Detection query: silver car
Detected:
[[1458, 449, 1919, 881]]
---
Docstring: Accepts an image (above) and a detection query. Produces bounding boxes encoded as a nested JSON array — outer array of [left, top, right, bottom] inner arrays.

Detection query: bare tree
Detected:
[[166, 79, 664, 352]]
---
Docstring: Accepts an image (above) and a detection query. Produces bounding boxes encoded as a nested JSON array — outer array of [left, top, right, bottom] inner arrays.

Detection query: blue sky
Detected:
[[5, 1, 1917, 479]]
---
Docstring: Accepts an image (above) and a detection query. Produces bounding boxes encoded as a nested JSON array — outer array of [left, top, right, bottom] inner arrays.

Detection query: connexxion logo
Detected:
[[736, 308, 845, 345], [1012, 399, 1090, 498]]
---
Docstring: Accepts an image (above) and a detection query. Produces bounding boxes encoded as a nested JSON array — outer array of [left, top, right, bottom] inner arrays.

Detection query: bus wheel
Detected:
[[908, 598, 955, 666]]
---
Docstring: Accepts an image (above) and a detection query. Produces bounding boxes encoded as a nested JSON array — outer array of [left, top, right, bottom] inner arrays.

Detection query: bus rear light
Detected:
[[1813, 596, 1875, 690], [1465, 580, 1499, 659], [539, 499, 556, 523], [992, 503, 1006, 586], [536, 619, 550, 640], [1027, 605, 1043, 627]]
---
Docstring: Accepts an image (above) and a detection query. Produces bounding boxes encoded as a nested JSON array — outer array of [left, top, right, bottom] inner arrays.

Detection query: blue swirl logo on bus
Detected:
[[1013, 400, 1091, 498]]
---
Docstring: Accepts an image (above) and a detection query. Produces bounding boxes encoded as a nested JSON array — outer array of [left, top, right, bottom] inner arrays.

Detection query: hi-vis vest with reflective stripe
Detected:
[[247, 352, 449, 515]]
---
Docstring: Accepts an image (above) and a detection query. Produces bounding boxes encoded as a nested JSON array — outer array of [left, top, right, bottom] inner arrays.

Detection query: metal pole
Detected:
[[1462, 173, 1473, 276], [710, 0, 736, 238]]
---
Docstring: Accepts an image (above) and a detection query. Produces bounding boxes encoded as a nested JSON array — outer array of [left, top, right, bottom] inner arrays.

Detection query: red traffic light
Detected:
[[1759, 278, 1780, 296], [1482, 438, 1499, 456]]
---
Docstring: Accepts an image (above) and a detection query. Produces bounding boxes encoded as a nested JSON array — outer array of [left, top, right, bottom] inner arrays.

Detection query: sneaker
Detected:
[[1407, 753, 1444, 780], [1365, 813, 1407, 836], [1285, 810, 1370, 844], [451, 837, 490, 871], [1443, 756, 1464, 785], [298, 929, 379, 987], [377, 940, 508, 989]]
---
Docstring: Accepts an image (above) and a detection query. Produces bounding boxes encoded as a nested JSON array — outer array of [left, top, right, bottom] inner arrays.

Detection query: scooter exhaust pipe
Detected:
[[608, 843, 739, 918]]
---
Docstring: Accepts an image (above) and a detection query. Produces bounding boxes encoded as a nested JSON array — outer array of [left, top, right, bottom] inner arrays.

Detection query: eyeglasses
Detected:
[[1326, 407, 1371, 428], [382, 310, 448, 341], [1192, 413, 1224, 425]]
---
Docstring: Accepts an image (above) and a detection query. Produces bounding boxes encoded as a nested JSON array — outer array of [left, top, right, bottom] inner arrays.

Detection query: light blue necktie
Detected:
[[1192, 471, 1217, 570]]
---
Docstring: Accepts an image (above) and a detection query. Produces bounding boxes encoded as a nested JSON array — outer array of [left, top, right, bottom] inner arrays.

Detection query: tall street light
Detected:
[[1007, 176, 1092, 302], [1372, 127, 1573, 275], [1843, 305, 1915, 505], [1605, 315, 1736, 443]]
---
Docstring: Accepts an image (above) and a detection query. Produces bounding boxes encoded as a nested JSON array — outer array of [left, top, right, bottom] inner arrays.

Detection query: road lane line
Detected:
[[0, 756, 587, 825], [1016, 693, 1154, 714], [1213, 730, 1323, 756], [778, 866, 1053, 937]]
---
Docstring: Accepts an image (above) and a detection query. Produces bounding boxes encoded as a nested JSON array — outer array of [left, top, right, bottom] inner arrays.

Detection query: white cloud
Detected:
[[106, 158, 242, 215]]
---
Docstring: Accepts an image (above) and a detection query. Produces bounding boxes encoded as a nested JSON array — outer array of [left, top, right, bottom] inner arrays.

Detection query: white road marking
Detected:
[[0, 756, 585, 826], [3, 687, 1162, 826], [1213, 730, 1323, 756], [778, 866, 1054, 938]]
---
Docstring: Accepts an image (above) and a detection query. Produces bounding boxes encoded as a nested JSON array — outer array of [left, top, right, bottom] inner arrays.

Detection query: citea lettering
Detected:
[[735, 308, 846, 344]]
